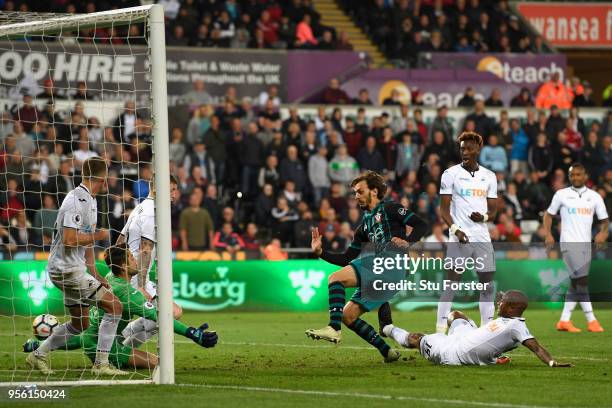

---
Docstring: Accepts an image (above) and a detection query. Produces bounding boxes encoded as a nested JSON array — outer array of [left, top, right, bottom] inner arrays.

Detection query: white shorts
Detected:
[[561, 247, 592, 279], [446, 241, 496, 273], [130, 275, 157, 298], [48, 266, 103, 308], [420, 319, 476, 365]]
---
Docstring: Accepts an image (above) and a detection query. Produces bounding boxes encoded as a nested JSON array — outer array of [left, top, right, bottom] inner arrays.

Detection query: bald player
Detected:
[[382, 290, 572, 367]]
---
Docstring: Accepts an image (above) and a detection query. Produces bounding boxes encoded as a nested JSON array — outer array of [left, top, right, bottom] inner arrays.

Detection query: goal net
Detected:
[[0, 5, 174, 386]]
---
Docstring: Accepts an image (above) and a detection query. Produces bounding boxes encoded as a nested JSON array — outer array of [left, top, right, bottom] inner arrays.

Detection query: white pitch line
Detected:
[[177, 340, 609, 362], [177, 383, 577, 408]]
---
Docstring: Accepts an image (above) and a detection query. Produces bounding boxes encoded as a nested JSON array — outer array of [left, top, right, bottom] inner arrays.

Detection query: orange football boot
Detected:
[[556, 320, 581, 332], [587, 320, 604, 332]]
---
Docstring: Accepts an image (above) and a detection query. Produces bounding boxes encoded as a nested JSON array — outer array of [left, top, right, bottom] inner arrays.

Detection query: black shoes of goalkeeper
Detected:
[[378, 302, 393, 337]]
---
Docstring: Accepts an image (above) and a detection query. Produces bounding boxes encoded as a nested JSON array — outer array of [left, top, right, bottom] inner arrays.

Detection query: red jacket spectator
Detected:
[[257, 10, 279, 46], [322, 78, 350, 105], [14, 95, 40, 133]]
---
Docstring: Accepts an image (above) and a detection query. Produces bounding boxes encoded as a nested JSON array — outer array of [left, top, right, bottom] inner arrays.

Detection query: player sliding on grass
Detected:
[[381, 290, 572, 367], [436, 131, 498, 333], [306, 171, 427, 362], [543, 163, 609, 333], [24, 244, 218, 370], [26, 157, 127, 376], [116, 174, 183, 347]]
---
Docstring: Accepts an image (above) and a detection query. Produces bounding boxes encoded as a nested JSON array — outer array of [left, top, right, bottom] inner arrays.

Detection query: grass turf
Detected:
[[1, 309, 611, 408]]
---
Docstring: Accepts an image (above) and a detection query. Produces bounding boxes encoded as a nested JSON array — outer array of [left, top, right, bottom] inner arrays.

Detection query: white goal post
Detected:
[[0, 4, 173, 386]]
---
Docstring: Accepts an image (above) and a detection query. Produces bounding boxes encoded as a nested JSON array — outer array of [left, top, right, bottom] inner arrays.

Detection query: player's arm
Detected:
[[386, 202, 428, 243], [440, 194, 468, 243], [543, 192, 561, 246], [522, 338, 573, 367], [63, 227, 108, 247], [594, 218, 609, 247], [137, 237, 154, 293], [312, 226, 361, 266], [469, 197, 497, 223], [116, 233, 126, 246]]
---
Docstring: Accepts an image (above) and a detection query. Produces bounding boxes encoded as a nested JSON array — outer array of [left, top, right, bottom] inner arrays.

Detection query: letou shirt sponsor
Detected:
[[517, 2, 612, 48]]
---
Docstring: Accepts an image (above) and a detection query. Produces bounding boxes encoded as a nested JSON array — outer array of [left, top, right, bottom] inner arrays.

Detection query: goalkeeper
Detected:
[[24, 244, 218, 369]]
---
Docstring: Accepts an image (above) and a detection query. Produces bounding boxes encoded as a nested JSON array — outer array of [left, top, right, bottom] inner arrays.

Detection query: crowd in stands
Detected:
[[339, 0, 548, 65], [10, 0, 354, 52], [1, 78, 612, 259]]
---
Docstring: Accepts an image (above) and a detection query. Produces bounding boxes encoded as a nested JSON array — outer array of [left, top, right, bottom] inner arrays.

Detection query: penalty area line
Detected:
[[177, 383, 571, 408]]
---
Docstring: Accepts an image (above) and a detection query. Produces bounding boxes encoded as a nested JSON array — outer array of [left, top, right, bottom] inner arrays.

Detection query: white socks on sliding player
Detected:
[[383, 324, 410, 348], [95, 313, 121, 365], [122, 317, 158, 348], [34, 322, 80, 357]]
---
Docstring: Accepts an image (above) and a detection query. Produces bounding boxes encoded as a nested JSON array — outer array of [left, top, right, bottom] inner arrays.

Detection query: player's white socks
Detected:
[[121, 317, 158, 348], [479, 285, 495, 326], [95, 313, 121, 365], [436, 301, 453, 329], [580, 302, 596, 322], [34, 322, 80, 357], [384, 324, 410, 348], [560, 301, 577, 321]]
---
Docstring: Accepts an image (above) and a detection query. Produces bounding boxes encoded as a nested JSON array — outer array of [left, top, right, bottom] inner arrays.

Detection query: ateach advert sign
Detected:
[[517, 2, 612, 48]]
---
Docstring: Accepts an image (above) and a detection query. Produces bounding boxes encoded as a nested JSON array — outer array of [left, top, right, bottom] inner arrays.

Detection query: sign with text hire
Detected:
[[1, 260, 611, 315], [517, 2, 612, 48]]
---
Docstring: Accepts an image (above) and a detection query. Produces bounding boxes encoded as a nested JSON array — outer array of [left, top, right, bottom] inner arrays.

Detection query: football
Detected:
[[32, 314, 59, 340]]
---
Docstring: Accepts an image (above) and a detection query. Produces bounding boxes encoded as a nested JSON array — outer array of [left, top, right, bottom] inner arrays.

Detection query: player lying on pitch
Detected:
[[380, 290, 572, 367], [24, 244, 218, 370]]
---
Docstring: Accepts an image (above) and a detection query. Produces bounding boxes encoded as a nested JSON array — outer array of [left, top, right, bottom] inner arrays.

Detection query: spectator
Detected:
[[503, 182, 523, 221], [429, 106, 454, 147], [294, 210, 318, 248], [357, 136, 386, 173], [343, 118, 363, 158], [185, 80, 213, 106], [509, 119, 530, 174], [582, 131, 605, 181], [485, 88, 504, 107], [382, 89, 403, 106], [179, 190, 215, 251], [396, 132, 420, 178], [322, 78, 350, 105], [457, 87, 476, 107], [281, 180, 302, 209], [213, 11, 236, 47], [535, 72, 572, 109], [329, 144, 359, 186], [0, 179, 24, 224], [133, 164, 153, 202], [279, 145, 307, 193], [465, 100, 493, 139], [271, 197, 299, 245], [0, 223, 17, 255], [213, 222, 245, 253], [510, 87, 534, 107], [258, 154, 281, 190], [258, 85, 281, 108], [202, 184, 221, 229], [262, 238, 288, 260], [202, 115, 226, 184], [322, 223, 346, 252], [353, 89, 373, 106], [255, 183, 276, 228], [239, 125, 264, 199], [14, 94, 40, 133], [8, 209, 31, 251], [308, 145, 330, 205], [573, 84, 596, 107], [169, 128, 187, 165], [562, 118, 583, 152], [113, 100, 138, 145], [528, 133, 553, 181], [242, 223, 261, 251], [33, 194, 57, 248], [480, 134, 508, 174], [257, 10, 280, 48], [335, 32, 353, 50], [423, 222, 449, 248], [296, 14, 318, 48], [183, 140, 215, 186]]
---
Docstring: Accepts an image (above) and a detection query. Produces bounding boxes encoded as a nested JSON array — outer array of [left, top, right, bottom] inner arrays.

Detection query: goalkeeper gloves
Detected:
[[23, 338, 41, 353], [186, 323, 218, 348]]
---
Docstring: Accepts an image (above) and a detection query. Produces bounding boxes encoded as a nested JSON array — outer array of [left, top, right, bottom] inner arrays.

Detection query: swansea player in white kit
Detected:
[[116, 175, 183, 348], [383, 290, 572, 367], [27, 157, 128, 376], [543, 163, 609, 333], [436, 131, 498, 333]]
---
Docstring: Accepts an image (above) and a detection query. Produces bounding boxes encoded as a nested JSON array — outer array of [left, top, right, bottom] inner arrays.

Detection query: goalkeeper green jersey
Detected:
[[66, 272, 188, 349]]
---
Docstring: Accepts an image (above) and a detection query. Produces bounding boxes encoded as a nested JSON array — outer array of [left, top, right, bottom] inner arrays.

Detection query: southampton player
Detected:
[[306, 171, 427, 362], [116, 175, 183, 346], [27, 157, 128, 376], [24, 244, 218, 369], [383, 290, 572, 367], [436, 131, 498, 333], [543, 163, 609, 333]]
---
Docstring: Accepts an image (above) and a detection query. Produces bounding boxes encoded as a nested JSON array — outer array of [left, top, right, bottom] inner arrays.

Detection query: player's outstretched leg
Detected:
[[436, 270, 461, 333], [92, 291, 129, 376], [305, 265, 356, 343], [575, 277, 603, 332], [557, 281, 581, 332], [122, 317, 158, 348], [378, 302, 392, 337], [478, 272, 495, 326], [344, 302, 400, 363]]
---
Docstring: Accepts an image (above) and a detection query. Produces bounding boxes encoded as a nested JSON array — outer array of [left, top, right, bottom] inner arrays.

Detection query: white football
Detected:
[[32, 314, 59, 340]]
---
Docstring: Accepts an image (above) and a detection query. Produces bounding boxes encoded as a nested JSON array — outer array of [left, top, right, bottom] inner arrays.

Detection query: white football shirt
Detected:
[[48, 184, 97, 271], [451, 317, 534, 365], [547, 187, 608, 243], [439, 164, 497, 242], [120, 197, 156, 288]]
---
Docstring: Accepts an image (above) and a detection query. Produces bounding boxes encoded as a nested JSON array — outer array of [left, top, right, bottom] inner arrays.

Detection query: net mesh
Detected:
[[0, 7, 159, 385]]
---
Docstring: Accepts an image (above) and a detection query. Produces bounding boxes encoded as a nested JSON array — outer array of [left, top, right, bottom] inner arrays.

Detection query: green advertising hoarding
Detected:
[[0, 260, 610, 315]]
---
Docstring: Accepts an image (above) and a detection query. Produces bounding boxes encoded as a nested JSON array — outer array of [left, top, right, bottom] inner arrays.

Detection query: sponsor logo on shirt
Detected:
[[567, 207, 593, 215], [459, 188, 487, 197]]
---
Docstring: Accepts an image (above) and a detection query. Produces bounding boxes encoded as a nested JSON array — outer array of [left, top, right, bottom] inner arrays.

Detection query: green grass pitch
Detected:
[[1, 309, 611, 408]]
